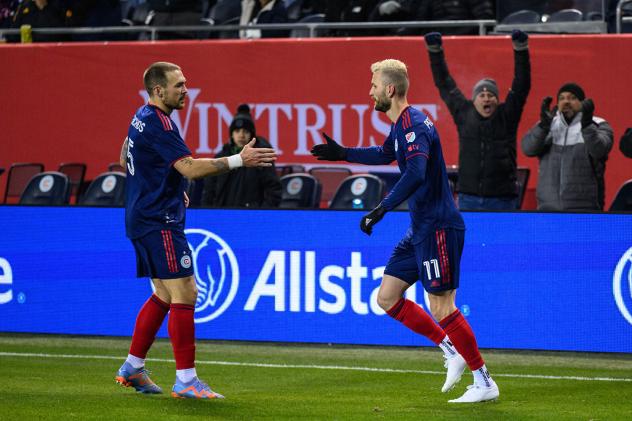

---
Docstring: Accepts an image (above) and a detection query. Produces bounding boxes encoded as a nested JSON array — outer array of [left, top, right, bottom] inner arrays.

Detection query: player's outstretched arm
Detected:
[[311, 133, 347, 161], [174, 139, 277, 179]]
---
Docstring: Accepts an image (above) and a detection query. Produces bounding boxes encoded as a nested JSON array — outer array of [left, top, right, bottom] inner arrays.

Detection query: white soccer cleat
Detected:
[[448, 381, 499, 403], [441, 354, 467, 393]]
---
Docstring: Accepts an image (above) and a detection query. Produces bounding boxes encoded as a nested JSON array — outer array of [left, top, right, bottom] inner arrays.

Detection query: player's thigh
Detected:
[[153, 275, 197, 304], [133, 229, 194, 280], [377, 274, 411, 310], [415, 228, 464, 294], [384, 236, 419, 286]]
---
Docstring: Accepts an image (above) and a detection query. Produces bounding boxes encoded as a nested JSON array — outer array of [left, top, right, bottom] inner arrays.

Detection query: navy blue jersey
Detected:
[[346, 106, 464, 242], [124, 104, 191, 239]]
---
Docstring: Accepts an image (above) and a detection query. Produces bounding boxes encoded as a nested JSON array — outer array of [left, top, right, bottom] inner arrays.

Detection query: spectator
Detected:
[[202, 104, 282, 208], [367, 0, 422, 35], [10, 0, 65, 41], [332, 0, 378, 36], [239, 0, 287, 39], [424, 30, 531, 210], [64, 0, 124, 41], [416, 0, 494, 36], [0, 0, 18, 29], [620, 128, 632, 158], [521, 83, 614, 211], [147, 0, 203, 39]]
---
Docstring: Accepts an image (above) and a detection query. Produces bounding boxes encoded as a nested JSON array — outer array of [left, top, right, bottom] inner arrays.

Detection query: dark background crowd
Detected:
[[0, 0, 629, 42]]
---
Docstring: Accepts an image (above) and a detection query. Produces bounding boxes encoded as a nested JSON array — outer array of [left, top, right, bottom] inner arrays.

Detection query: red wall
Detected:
[[1, 35, 630, 207]]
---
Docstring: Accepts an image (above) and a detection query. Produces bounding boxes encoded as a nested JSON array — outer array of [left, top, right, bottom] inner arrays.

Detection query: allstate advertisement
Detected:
[[0, 207, 631, 353]]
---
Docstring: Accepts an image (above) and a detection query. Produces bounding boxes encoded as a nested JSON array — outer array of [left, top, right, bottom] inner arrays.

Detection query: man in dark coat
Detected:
[[424, 30, 531, 210], [202, 104, 282, 208]]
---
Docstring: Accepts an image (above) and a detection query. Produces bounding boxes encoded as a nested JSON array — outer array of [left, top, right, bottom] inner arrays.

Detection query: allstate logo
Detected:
[[613, 247, 632, 325], [185, 229, 239, 323]]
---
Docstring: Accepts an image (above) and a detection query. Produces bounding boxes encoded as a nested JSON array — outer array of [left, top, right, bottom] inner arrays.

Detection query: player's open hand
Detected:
[[240, 139, 277, 167], [310, 133, 347, 161], [360, 205, 386, 236]]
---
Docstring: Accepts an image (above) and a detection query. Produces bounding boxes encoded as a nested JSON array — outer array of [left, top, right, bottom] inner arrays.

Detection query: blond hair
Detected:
[[370, 59, 409, 97]]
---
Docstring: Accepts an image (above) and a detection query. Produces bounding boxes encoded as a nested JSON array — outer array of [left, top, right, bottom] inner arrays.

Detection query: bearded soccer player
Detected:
[[311, 59, 499, 403], [115, 62, 276, 399]]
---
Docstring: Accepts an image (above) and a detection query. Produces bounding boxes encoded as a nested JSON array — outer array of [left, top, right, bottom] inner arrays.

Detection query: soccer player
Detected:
[[311, 59, 499, 403], [115, 62, 276, 399]]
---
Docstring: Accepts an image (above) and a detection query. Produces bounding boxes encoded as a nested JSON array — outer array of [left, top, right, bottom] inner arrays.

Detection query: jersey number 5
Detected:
[[126, 136, 136, 176]]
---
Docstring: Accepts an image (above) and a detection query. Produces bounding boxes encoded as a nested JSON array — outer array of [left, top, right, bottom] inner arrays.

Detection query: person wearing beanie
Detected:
[[424, 29, 531, 210], [202, 104, 282, 208], [521, 83, 614, 211]]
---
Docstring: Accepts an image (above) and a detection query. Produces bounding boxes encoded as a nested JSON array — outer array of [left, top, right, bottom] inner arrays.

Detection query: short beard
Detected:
[[374, 97, 391, 113]]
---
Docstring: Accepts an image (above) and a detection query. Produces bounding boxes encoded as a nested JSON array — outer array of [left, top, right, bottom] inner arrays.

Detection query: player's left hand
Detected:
[[360, 205, 386, 236], [184, 191, 190, 208]]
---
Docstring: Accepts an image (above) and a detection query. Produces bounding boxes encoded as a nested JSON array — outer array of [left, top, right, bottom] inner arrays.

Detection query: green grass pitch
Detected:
[[0, 334, 631, 420]]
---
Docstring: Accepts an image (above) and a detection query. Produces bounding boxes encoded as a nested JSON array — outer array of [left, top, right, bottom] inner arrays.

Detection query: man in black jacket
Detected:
[[202, 104, 282, 208], [424, 30, 531, 210]]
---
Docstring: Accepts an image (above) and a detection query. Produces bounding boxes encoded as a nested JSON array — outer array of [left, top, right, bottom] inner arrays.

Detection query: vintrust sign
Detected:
[[138, 90, 438, 158]]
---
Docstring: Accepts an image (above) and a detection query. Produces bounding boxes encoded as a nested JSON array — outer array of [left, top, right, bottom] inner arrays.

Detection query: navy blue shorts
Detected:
[[131, 229, 194, 280], [384, 228, 464, 293]]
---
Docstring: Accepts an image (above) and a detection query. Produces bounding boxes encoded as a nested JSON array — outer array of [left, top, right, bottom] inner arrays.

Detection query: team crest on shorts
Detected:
[[181, 254, 192, 269]]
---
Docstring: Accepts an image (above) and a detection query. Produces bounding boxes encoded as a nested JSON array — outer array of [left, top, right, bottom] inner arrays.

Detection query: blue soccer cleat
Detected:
[[171, 377, 224, 400], [115, 361, 163, 394]]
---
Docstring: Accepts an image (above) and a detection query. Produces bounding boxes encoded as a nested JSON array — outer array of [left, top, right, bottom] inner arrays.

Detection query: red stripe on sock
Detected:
[[168, 303, 196, 370], [439, 309, 484, 370], [129, 294, 169, 359], [387, 298, 445, 345]]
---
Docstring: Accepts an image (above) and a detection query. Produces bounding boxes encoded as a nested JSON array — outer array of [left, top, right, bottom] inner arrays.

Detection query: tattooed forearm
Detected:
[[180, 157, 194, 167], [119, 138, 128, 167], [210, 158, 229, 175]]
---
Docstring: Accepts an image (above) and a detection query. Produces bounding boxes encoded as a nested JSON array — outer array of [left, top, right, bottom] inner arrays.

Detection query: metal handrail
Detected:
[[0, 19, 497, 41], [616, 0, 632, 33]]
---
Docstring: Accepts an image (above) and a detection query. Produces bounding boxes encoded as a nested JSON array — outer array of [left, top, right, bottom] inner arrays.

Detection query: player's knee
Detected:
[[376, 291, 398, 312]]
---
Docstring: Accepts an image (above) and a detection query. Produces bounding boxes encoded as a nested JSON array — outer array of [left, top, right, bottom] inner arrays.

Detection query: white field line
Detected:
[[0, 351, 630, 383]]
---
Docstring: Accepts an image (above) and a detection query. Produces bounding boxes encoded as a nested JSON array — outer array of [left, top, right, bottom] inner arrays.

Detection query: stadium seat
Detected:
[[369, 171, 400, 192], [329, 174, 385, 210], [19, 171, 71, 206], [108, 162, 126, 173], [79, 172, 126, 207], [547, 8, 583, 22], [500, 9, 541, 24], [309, 167, 352, 207], [290, 13, 325, 38], [3, 162, 44, 204], [276, 164, 306, 177], [279, 173, 321, 208], [609, 179, 632, 211], [58, 162, 87, 204]]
